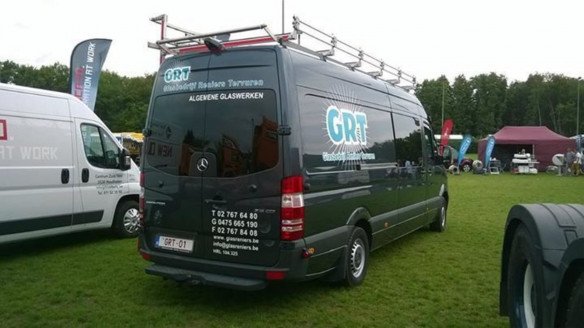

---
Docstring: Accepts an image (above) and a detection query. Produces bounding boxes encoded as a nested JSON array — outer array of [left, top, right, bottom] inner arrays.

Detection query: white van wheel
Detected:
[[113, 200, 140, 238]]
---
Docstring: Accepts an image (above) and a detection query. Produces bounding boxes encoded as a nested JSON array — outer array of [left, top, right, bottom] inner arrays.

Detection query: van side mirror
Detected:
[[120, 148, 132, 171]]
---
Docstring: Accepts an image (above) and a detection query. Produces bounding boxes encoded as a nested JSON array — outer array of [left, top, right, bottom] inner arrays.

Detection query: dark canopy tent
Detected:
[[478, 126, 576, 171]]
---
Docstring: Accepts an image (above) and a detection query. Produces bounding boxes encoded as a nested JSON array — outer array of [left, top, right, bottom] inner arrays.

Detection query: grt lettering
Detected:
[[326, 106, 368, 146]]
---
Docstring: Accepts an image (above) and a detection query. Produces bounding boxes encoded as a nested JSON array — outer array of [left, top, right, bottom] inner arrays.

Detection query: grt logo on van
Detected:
[[163, 66, 191, 83], [325, 106, 368, 146], [0, 119, 7, 141]]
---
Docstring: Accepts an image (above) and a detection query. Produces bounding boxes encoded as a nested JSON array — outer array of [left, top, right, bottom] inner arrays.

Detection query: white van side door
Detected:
[[74, 119, 125, 228], [0, 91, 74, 239]]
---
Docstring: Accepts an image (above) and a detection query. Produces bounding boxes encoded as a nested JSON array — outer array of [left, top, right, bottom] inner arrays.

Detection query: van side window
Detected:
[[300, 94, 396, 172], [393, 114, 422, 170], [80, 124, 120, 169]]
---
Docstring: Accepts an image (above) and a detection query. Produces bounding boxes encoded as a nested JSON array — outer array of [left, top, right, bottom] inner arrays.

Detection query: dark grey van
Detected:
[[138, 24, 448, 290]]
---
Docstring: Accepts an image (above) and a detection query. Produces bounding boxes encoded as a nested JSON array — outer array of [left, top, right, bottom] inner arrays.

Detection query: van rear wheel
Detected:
[[344, 227, 369, 287], [113, 200, 140, 238]]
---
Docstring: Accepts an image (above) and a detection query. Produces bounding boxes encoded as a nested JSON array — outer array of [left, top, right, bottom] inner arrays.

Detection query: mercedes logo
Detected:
[[196, 157, 209, 172]]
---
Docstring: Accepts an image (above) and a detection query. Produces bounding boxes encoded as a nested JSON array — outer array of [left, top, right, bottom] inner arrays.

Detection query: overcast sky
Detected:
[[2, 0, 583, 83]]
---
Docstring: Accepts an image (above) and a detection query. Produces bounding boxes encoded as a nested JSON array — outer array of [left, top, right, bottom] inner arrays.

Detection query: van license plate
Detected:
[[156, 235, 194, 253]]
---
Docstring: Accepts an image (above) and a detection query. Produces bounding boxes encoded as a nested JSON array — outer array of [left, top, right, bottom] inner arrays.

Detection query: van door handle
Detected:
[[61, 169, 70, 184], [82, 168, 89, 183], [204, 199, 227, 205]]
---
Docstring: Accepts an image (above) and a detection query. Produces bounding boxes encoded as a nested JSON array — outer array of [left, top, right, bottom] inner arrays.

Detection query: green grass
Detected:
[[0, 173, 582, 327]]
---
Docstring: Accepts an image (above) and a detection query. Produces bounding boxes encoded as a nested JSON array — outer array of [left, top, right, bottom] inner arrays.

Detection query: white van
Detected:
[[0, 83, 141, 244]]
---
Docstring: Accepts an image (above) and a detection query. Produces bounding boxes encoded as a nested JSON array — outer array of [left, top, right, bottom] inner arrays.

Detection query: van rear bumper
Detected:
[[138, 225, 352, 289], [145, 263, 268, 291], [138, 236, 308, 289]]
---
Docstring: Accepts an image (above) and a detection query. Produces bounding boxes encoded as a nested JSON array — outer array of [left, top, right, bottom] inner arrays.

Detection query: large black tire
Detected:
[[507, 225, 544, 328], [564, 272, 584, 327], [429, 198, 447, 232], [344, 227, 369, 287], [112, 200, 140, 238]]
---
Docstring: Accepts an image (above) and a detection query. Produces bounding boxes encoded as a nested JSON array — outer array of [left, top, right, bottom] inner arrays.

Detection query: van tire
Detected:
[[564, 272, 584, 327], [112, 200, 140, 238], [344, 227, 369, 287], [507, 225, 542, 328], [430, 199, 447, 232]]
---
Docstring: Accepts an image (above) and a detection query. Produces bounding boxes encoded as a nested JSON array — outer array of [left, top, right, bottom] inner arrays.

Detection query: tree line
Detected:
[[1, 60, 581, 137], [416, 73, 582, 138], [0, 60, 153, 132]]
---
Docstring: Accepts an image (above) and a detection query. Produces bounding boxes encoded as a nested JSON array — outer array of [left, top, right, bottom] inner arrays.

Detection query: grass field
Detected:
[[0, 173, 582, 327]]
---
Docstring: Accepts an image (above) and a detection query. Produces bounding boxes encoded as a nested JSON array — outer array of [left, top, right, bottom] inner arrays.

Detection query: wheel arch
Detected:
[[346, 207, 372, 251], [323, 207, 372, 283], [112, 194, 139, 227], [499, 204, 584, 322], [442, 190, 449, 209]]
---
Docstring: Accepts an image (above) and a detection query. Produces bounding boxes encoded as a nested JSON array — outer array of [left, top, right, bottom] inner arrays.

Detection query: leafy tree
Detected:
[[415, 75, 452, 132], [470, 73, 507, 136], [4, 60, 582, 138], [504, 81, 529, 126], [1, 60, 155, 133], [450, 75, 475, 134]]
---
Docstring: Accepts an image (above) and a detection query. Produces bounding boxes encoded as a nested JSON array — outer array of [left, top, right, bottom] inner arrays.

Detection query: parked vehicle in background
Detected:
[[138, 17, 449, 290], [500, 204, 584, 327], [442, 145, 474, 172], [571, 134, 584, 153], [0, 83, 141, 244], [114, 132, 143, 165]]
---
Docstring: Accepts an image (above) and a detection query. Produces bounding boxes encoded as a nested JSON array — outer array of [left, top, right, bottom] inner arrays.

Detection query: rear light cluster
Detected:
[[280, 176, 304, 241], [139, 172, 145, 227]]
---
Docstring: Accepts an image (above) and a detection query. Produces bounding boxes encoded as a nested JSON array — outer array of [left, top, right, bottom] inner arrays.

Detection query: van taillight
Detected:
[[139, 172, 145, 225], [266, 270, 286, 280], [281, 176, 304, 241]]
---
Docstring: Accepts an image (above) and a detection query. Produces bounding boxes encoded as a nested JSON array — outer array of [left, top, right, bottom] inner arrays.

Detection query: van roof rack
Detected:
[[148, 14, 417, 91]]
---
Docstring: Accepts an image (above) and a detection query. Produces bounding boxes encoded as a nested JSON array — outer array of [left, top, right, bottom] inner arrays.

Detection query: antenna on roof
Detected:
[[282, 0, 285, 34]]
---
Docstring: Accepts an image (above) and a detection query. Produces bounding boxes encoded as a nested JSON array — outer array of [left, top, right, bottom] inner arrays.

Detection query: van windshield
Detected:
[[147, 90, 279, 178]]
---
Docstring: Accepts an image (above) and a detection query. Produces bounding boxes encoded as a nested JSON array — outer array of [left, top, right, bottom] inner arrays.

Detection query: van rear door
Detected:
[[144, 49, 283, 267]]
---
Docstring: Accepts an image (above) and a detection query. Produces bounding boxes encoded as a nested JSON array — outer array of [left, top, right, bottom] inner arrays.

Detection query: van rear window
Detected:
[[147, 90, 278, 178]]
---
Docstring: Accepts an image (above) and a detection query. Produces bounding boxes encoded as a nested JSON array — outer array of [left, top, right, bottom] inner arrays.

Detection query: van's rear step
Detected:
[[145, 264, 268, 291]]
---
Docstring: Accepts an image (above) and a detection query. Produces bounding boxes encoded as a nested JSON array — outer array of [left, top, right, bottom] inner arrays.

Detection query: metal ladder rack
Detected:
[[148, 14, 417, 91]]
